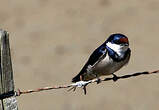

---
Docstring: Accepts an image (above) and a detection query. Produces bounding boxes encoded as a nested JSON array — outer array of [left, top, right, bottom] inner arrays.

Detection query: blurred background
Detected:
[[1, 0, 159, 110]]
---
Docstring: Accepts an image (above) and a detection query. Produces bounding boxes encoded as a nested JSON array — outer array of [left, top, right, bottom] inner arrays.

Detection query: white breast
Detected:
[[93, 53, 129, 76]]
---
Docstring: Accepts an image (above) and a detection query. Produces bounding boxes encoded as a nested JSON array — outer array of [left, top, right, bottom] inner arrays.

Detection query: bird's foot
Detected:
[[112, 74, 119, 82], [96, 78, 102, 84]]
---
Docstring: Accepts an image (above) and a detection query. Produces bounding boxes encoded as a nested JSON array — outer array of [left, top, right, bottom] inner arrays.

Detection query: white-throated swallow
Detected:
[[72, 33, 131, 86]]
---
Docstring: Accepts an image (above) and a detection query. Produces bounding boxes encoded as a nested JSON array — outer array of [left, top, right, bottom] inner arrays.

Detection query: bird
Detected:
[[71, 33, 131, 94]]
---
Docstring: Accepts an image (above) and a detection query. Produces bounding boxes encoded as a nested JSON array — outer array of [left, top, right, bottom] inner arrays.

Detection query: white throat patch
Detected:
[[106, 42, 128, 58]]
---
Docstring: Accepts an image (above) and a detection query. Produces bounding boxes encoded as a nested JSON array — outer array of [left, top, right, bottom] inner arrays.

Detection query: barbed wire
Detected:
[[15, 69, 159, 96]]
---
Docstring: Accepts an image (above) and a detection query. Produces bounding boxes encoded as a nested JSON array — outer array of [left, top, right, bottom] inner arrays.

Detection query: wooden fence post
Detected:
[[0, 29, 18, 110]]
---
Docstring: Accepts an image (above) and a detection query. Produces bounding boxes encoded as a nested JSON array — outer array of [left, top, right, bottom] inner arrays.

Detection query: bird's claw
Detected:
[[96, 78, 101, 84], [112, 74, 118, 82]]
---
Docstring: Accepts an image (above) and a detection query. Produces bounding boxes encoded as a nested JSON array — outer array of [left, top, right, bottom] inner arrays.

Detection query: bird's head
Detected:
[[106, 33, 129, 46], [105, 33, 130, 56]]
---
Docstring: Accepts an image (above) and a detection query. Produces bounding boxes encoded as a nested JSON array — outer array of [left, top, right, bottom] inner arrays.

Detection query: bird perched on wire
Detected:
[[71, 33, 131, 94]]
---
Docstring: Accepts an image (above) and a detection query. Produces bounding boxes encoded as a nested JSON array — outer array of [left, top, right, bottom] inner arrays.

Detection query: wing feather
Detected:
[[72, 45, 107, 82]]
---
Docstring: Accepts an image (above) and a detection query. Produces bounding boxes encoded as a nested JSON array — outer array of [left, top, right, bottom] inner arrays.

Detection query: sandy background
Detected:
[[1, 0, 159, 110]]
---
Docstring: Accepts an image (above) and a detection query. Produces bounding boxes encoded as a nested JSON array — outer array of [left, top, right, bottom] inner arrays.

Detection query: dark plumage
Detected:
[[72, 33, 131, 82]]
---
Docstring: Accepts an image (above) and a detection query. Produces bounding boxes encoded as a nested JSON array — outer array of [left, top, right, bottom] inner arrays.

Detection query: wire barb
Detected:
[[15, 69, 159, 96]]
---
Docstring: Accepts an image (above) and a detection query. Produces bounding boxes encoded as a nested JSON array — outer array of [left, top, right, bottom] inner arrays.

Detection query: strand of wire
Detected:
[[15, 69, 159, 96]]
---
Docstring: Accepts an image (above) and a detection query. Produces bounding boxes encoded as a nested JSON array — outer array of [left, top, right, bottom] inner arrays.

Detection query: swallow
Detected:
[[71, 33, 131, 94]]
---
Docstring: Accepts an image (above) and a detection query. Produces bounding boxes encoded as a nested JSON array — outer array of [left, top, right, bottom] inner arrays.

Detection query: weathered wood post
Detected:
[[0, 29, 18, 110]]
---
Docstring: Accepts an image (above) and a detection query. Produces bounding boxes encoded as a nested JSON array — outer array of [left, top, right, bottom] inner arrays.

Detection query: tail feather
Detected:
[[72, 74, 81, 82], [72, 63, 87, 82]]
